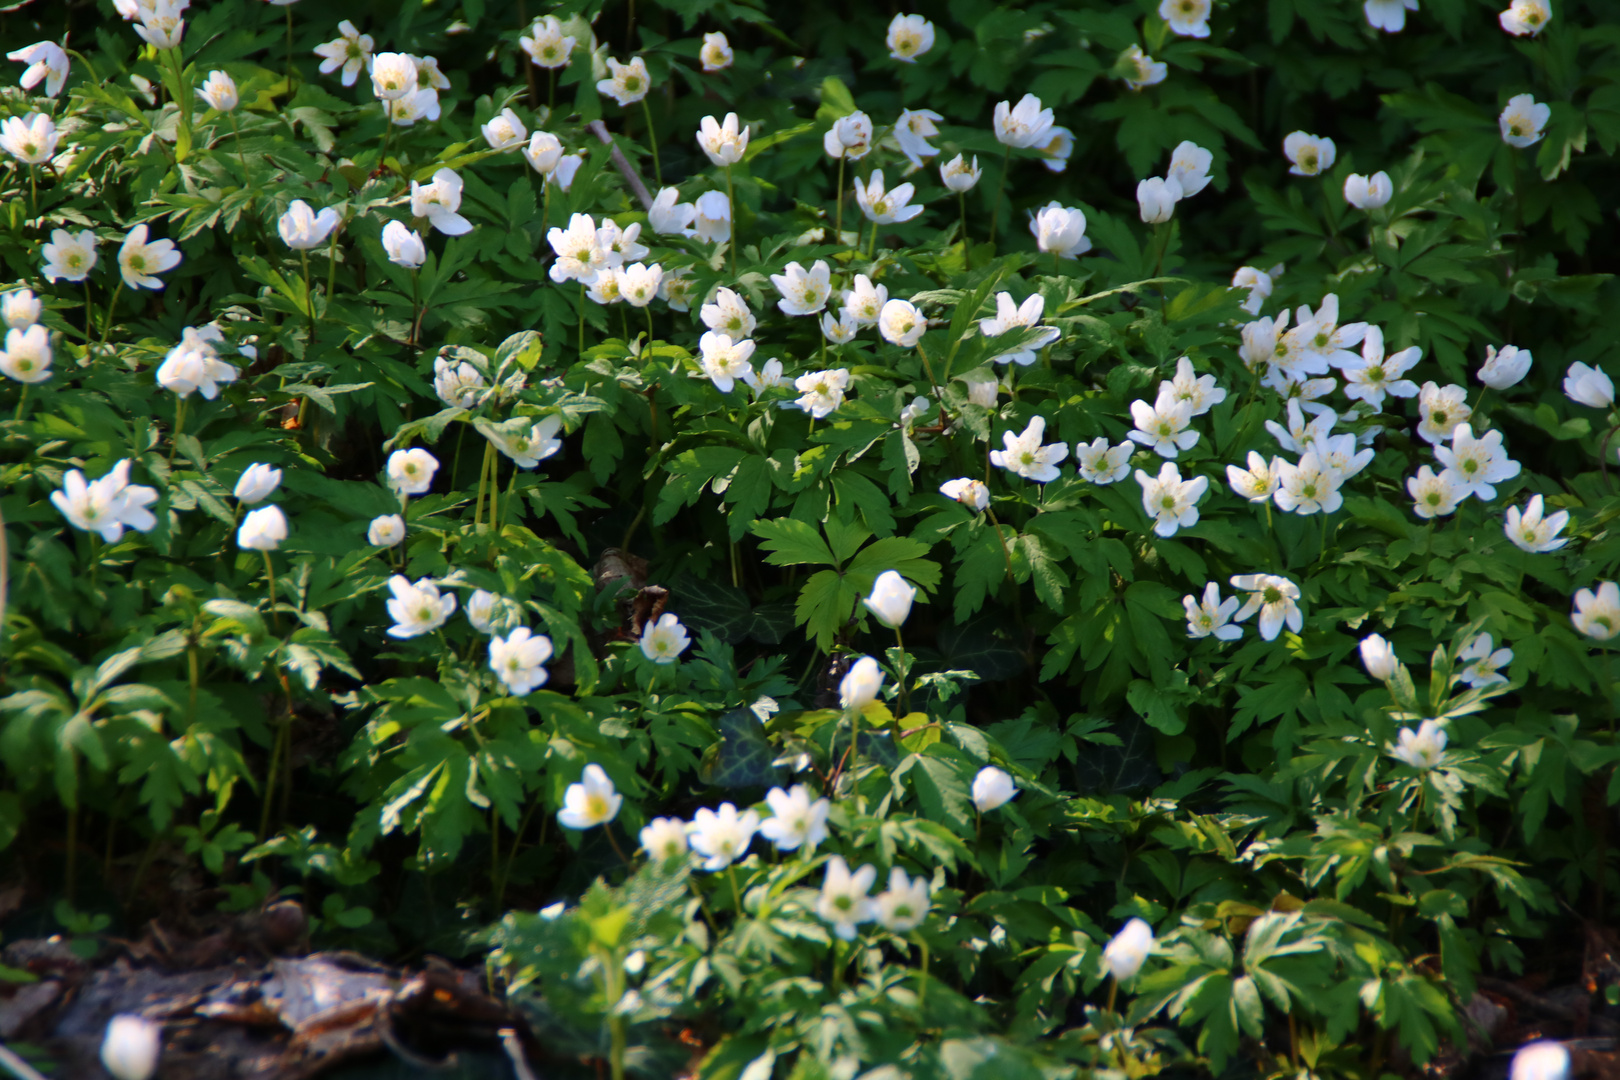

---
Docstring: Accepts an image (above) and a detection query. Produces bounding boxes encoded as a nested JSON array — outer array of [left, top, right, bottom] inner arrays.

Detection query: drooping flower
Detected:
[[1231, 267, 1273, 316], [640, 817, 689, 861], [1159, 0, 1212, 37], [700, 32, 733, 72], [1075, 438, 1133, 485], [886, 14, 936, 62], [1564, 362, 1614, 408], [368, 515, 405, 547], [382, 220, 426, 269], [237, 505, 287, 551], [1137, 176, 1182, 224], [481, 107, 527, 151], [972, 766, 1017, 811], [1573, 582, 1620, 641], [1478, 344, 1531, 390], [1435, 423, 1521, 501], [640, 612, 691, 663], [490, 627, 553, 696], [385, 576, 457, 637], [1407, 465, 1467, 519], [687, 803, 759, 870], [1391, 720, 1447, 770], [940, 477, 991, 510], [1458, 634, 1512, 688], [7, 41, 69, 98], [1504, 494, 1570, 553], [1136, 462, 1208, 537], [696, 112, 748, 167], [1500, 93, 1551, 148], [522, 131, 564, 176], [759, 785, 831, 851], [410, 168, 472, 236], [1344, 171, 1393, 209], [854, 170, 923, 225], [895, 109, 945, 168], [647, 187, 697, 236], [1165, 141, 1213, 197], [369, 52, 418, 100], [771, 260, 832, 316], [51, 460, 159, 542], [992, 93, 1054, 149], [1119, 44, 1167, 90], [865, 570, 916, 628], [1360, 633, 1399, 680], [992, 416, 1068, 483], [1364, 0, 1419, 33], [1104, 919, 1155, 981], [1035, 125, 1074, 172], [1229, 573, 1303, 641], [557, 765, 621, 829], [387, 448, 439, 495], [1029, 202, 1091, 258], [818, 857, 877, 940], [118, 225, 181, 290], [823, 111, 874, 161], [874, 868, 931, 933], [877, 298, 926, 347], [693, 191, 732, 243], [313, 20, 374, 86], [1499, 0, 1552, 37], [519, 16, 576, 69], [839, 656, 884, 710], [1283, 131, 1336, 176], [231, 464, 281, 506], [1184, 582, 1241, 641]]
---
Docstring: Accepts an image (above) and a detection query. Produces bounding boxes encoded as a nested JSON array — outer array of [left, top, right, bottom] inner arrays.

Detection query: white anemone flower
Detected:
[[771, 260, 832, 316], [758, 785, 830, 852], [1184, 582, 1241, 641], [877, 298, 926, 347], [597, 57, 651, 106], [991, 416, 1068, 482], [1159, 0, 1212, 37], [1136, 462, 1208, 537], [7, 41, 69, 98], [696, 112, 749, 166], [699, 331, 756, 393], [489, 627, 553, 696], [886, 14, 936, 62], [1229, 573, 1303, 641], [1573, 583, 1620, 641], [1458, 634, 1512, 688], [385, 576, 457, 637], [817, 857, 877, 940], [410, 168, 473, 235], [1500, 93, 1550, 148], [313, 20, 374, 87], [793, 368, 850, 418], [1365, 0, 1419, 32], [1504, 494, 1570, 553], [992, 93, 1054, 149], [1434, 423, 1521, 501], [1283, 131, 1336, 176], [687, 803, 759, 871], [639, 612, 691, 663], [1128, 398, 1198, 458], [1074, 438, 1133, 485], [557, 765, 622, 829], [854, 170, 923, 225]]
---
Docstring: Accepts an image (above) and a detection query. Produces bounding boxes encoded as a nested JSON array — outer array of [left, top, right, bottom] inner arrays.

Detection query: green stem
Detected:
[[98, 280, 125, 348], [299, 249, 316, 353], [727, 863, 745, 914], [228, 110, 251, 193], [835, 154, 846, 246], [326, 229, 339, 310], [894, 625, 910, 717], [262, 550, 281, 632], [578, 281, 587, 356], [258, 712, 287, 840], [168, 395, 187, 464], [169, 46, 192, 147], [724, 164, 737, 276], [867, 213, 879, 260], [14, 382, 28, 423], [640, 96, 662, 187], [409, 269, 421, 347], [958, 190, 967, 250], [27, 165, 37, 221], [988, 143, 1012, 249], [915, 933, 929, 1010]]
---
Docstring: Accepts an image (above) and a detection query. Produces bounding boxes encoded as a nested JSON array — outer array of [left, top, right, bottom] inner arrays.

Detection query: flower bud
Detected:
[[864, 570, 916, 628], [838, 656, 884, 710], [971, 765, 1016, 812], [1103, 918, 1155, 982], [1359, 633, 1398, 680], [1564, 362, 1615, 409], [101, 1015, 161, 1080], [233, 463, 282, 504], [1478, 344, 1531, 390], [368, 514, 405, 547], [237, 505, 287, 551], [1343, 170, 1393, 209], [1136, 176, 1182, 224]]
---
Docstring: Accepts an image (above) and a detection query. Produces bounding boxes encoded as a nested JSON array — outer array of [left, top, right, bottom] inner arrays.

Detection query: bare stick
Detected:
[[587, 120, 654, 210]]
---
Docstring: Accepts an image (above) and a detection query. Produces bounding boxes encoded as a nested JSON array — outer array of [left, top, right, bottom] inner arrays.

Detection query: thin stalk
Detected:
[[380, 109, 394, 170], [13, 383, 28, 422], [228, 110, 252, 193], [724, 164, 737, 276], [409, 269, 421, 347], [258, 714, 288, 840], [835, 154, 846, 245], [957, 190, 967, 249], [299, 249, 316, 352], [914, 933, 929, 1010], [894, 625, 911, 716], [168, 395, 188, 464], [640, 96, 662, 187], [987, 143, 1012, 248], [262, 551, 281, 632], [984, 507, 1018, 588], [867, 214, 879, 260], [605, 824, 632, 865], [27, 165, 37, 220], [97, 280, 125, 348], [727, 863, 745, 914], [578, 281, 587, 356], [168, 46, 193, 145], [325, 230, 339, 309], [644, 304, 654, 345]]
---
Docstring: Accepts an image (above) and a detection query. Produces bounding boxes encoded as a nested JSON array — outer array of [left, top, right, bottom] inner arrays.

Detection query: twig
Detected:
[[501, 1029, 539, 1080], [0, 1042, 51, 1080], [587, 120, 654, 210]]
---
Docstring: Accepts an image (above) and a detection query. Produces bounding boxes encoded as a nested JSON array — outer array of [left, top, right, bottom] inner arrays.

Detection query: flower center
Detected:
[[1300, 151, 1317, 170], [1160, 495, 1175, 509], [625, 77, 642, 91], [586, 795, 607, 818], [416, 605, 432, 620], [1432, 410, 1447, 425], [834, 896, 852, 912], [1263, 588, 1281, 604], [1426, 492, 1441, 506], [130, 255, 146, 270]]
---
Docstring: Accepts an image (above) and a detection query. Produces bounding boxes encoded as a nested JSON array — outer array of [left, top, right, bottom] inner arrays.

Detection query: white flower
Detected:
[[696, 112, 749, 167], [1574, 582, 1620, 641], [1162, 141, 1213, 198], [415, 54, 450, 92], [385, 87, 440, 127], [972, 766, 1017, 811], [1510, 1042, 1571, 1080], [980, 293, 1059, 366], [1342, 326, 1422, 410], [772, 260, 832, 316], [1264, 400, 1333, 457], [1361, 634, 1399, 680], [410, 168, 472, 236], [794, 368, 850, 418], [700, 32, 733, 71], [51, 460, 158, 542], [1226, 451, 1281, 502], [839, 656, 884, 710], [192, 69, 238, 112], [854, 170, 923, 225], [155, 330, 237, 400], [1505, 494, 1570, 553], [548, 213, 606, 285], [490, 627, 553, 696], [1408, 465, 1466, 519], [1137, 176, 1182, 224], [699, 331, 756, 393], [821, 309, 858, 344], [237, 505, 287, 551], [522, 131, 564, 176], [991, 415, 1068, 483], [960, 371, 999, 407], [1159, 355, 1226, 416], [554, 154, 584, 191], [940, 477, 991, 510], [1120, 44, 1167, 90], [519, 16, 576, 69], [641, 817, 689, 861], [874, 868, 931, 933], [2, 288, 40, 329], [1458, 634, 1512, 688], [597, 56, 651, 106], [433, 357, 486, 409], [381, 220, 427, 269], [699, 287, 756, 339], [993, 93, 1054, 149], [1238, 311, 1288, 371], [740, 357, 784, 397], [1415, 381, 1471, 445], [759, 785, 831, 851], [1391, 720, 1447, 770], [1435, 423, 1520, 501], [1104, 918, 1155, 981], [490, 416, 564, 469], [0, 324, 52, 384], [939, 154, 981, 192], [818, 857, 877, 940], [877, 298, 926, 347], [465, 590, 500, 633], [659, 268, 696, 312], [386, 448, 439, 495], [558, 765, 622, 829], [314, 20, 374, 87], [1230, 574, 1303, 641], [7, 42, 69, 98], [370, 52, 418, 100], [865, 570, 916, 628], [1274, 452, 1343, 515], [1344, 171, 1393, 210], [842, 275, 888, 326], [640, 612, 691, 663], [1500, 93, 1550, 147], [1075, 438, 1133, 485], [1159, 0, 1211, 36], [101, 1015, 162, 1080], [1128, 398, 1198, 458], [687, 803, 759, 870], [823, 111, 874, 160], [896, 108, 945, 168], [1500, 0, 1552, 36], [117, 225, 180, 290], [1365, 0, 1419, 32], [481, 107, 527, 150], [645, 187, 696, 236], [1478, 344, 1531, 389], [1185, 582, 1241, 641], [233, 463, 281, 504], [1232, 267, 1273, 315], [132, 1, 185, 50], [619, 262, 663, 308], [1296, 294, 1368, 369], [278, 200, 341, 250], [386, 576, 457, 637], [1136, 462, 1208, 538], [368, 514, 405, 547], [1029, 202, 1091, 258], [1283, 131, 1336, 176], [886, 14, 936, 62], [693, 191, 732, 243], [1564, 362, 1614, 408], [1036, 125, 1074, 173]]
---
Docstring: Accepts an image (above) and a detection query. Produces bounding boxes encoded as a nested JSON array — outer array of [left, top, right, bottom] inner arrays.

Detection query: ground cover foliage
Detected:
[[3, 0, 1620, 1076]]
